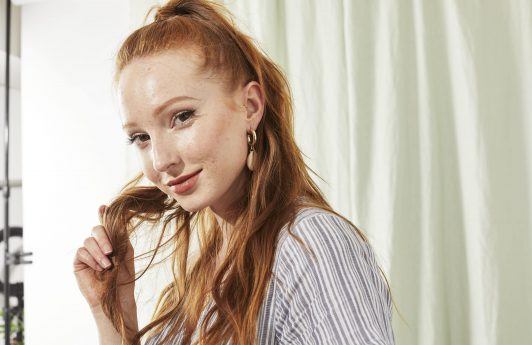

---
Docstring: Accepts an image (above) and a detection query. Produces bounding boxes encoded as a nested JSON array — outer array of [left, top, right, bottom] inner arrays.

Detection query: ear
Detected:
[[241, 81, 265, 131]]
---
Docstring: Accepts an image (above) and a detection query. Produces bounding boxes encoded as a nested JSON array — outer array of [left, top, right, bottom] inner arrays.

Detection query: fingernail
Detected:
[[101, 258, 112, 268], [103, 245, 112, 254]]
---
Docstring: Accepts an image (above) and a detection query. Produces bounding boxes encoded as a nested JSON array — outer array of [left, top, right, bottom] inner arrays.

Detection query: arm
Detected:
[[274, 213, 395, 345], [91, 304, 139, 345]]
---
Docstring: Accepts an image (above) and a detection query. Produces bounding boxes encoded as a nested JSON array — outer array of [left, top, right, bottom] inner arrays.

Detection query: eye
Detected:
[[125, 133, 149, 146], [172, 109, 195, 127], [125, 110, 196, 147]]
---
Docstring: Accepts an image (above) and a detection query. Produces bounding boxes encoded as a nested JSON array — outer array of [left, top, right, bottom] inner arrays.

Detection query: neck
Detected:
[[208, 169, 249, 265]]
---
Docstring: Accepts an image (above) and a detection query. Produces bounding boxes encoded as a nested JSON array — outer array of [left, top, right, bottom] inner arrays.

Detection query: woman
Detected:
[[73, 0, 396, 344]]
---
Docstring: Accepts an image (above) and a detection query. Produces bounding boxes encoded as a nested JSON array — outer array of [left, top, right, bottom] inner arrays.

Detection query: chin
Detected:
[[173, 195, 207, 213]]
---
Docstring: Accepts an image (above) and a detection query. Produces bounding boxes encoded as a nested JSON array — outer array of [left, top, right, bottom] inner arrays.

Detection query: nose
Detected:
[[151, 137, 179, 173]]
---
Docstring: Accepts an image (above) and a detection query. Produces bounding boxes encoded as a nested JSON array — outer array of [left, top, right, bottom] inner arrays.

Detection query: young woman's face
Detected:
[[117, 48, 263, 214]]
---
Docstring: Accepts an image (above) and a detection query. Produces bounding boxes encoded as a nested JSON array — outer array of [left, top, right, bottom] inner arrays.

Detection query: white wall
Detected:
[[19, 1, 174, 344]]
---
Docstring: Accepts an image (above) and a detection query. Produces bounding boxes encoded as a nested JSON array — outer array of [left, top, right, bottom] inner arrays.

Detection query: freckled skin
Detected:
[[116, 48, 264, 219]]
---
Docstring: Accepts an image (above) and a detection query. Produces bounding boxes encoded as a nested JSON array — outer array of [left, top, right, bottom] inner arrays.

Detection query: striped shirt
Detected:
[[145, 207, 395, 344]]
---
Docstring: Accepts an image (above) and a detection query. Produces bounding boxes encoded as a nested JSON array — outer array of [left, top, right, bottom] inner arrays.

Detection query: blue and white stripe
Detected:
[[145, 207, 395, 344]]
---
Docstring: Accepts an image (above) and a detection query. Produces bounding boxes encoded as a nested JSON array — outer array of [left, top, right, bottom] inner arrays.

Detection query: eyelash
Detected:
[[125, 110, 196, 146]]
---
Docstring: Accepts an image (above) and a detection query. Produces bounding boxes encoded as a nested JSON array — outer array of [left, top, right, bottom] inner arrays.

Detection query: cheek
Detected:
[[140, 153, 160, 184], [202, 117, 248, 175]]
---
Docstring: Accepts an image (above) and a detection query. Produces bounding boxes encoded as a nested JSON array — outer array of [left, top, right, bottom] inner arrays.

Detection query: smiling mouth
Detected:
[[167, 169, 203, 187], [168, 169, 202, 194]]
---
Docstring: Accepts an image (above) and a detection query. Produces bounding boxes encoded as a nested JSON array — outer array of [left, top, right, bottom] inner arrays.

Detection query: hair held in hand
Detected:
[[97, 0, 396, 344], [95, 177, 178, 345]]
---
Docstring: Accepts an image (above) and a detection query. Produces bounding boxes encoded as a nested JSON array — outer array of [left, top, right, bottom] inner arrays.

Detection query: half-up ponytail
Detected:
[[152, 0, 221, 22]]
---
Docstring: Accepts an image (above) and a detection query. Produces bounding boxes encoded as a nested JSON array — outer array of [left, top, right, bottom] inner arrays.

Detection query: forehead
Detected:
[[117, 48, 209, 102]]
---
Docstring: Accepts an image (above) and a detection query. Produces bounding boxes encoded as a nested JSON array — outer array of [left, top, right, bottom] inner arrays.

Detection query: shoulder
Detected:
[[269, 207, 395, 344], [276, 207, 372, 267], [272, 206, 382, 297]]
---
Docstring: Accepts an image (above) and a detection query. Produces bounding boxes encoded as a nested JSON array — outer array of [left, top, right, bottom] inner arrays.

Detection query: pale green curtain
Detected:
[[132, 0, 532, 344], [222, 1, 532, 344]]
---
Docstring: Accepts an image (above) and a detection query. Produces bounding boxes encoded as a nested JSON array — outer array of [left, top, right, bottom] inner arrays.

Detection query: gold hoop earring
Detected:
[[246, 129, 256, 172]]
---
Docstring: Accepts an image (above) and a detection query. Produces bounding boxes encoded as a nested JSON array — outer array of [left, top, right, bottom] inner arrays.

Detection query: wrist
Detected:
[[90, 303, 105, 317], [90, 303, 138, 329]]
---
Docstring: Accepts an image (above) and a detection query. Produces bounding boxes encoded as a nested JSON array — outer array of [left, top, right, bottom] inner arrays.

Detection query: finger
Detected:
[[98, 205, 107, 224], [83, 236, 113, 270], [91, 224, 113, 255], [74, 247, 103, 272]]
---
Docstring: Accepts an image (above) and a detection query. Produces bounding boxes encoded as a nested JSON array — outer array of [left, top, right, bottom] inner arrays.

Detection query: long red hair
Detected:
[[96, 1, 397, 344]]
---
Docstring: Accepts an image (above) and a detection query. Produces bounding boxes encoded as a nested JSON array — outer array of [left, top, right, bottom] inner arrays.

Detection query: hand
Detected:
[[73, 205, 136, 313]]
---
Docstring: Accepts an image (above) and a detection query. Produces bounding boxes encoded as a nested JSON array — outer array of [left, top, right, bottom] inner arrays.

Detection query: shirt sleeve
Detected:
[[273, 212, 395, 345]]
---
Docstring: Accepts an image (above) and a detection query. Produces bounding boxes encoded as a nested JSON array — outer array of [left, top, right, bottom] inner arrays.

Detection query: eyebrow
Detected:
[[122, 95, 199, 130]]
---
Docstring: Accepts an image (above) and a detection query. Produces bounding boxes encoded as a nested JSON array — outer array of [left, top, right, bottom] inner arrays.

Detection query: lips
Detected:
[[167, 169, 202, 187]]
